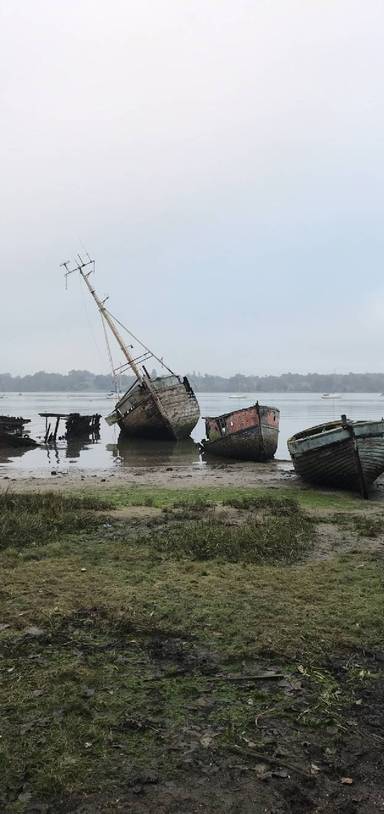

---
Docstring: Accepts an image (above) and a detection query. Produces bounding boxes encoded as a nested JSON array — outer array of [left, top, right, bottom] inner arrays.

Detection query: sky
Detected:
[[1, 0, 384, 377]]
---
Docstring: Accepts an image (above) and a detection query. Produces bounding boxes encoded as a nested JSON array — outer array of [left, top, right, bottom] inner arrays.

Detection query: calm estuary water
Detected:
[[0, 391, 383, 473]]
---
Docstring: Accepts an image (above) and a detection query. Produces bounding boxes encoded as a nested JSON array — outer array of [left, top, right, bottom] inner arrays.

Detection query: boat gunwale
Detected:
[[288, 418, 384, 453], [203, 403, 280, 423]]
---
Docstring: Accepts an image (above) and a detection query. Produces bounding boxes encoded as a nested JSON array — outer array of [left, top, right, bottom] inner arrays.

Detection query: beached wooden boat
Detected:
[[0, 416, 38, 448], [287, 415, 384, 497], [63, 256, 200, 440], [200, 403, 280, 461], [0, 432, 38, 448], [108, 374, 199, 439]]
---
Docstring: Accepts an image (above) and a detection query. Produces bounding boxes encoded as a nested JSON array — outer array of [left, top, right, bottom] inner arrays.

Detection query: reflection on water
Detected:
[[66, 437, 99, 460], [0, 444, 39, 466], [0, 391, 383, 472], [108, 436, 201, 467]]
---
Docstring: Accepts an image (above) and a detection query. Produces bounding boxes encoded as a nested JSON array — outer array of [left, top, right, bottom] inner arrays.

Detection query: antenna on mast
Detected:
[[60, 253, 180, 433], [60, 253, 143, 382], [61, 255, 95, 290]]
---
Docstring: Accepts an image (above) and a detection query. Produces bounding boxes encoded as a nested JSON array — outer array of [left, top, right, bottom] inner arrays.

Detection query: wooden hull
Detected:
[[288, 418, 384, 494], [0, 432, 38, 448], [201, 404, 279, 461], [106, 375, 200, 440]]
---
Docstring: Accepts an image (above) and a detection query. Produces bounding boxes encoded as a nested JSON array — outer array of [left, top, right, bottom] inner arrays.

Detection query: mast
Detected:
[[62, 256, 143, 383], [62, 254, 177, 436]]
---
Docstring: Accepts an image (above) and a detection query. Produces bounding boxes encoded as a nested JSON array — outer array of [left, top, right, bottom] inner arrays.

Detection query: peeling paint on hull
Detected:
[[201, 404, 279, 461], [288, 418, 384, 494], [107, 375, 200, 441]]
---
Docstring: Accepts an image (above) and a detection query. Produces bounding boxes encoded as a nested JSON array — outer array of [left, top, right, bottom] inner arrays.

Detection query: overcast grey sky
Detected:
[[1, 0, 384, 377]]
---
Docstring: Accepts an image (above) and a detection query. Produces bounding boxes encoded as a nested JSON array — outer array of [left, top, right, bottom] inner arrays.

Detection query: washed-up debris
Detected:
[[39, 412, 101, 443]]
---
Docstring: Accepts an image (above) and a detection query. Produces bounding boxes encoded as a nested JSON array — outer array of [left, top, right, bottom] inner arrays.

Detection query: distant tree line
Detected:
[[0, 370, 133, 393], [1, 369, 384, 393], [188, 372, 384, 393]]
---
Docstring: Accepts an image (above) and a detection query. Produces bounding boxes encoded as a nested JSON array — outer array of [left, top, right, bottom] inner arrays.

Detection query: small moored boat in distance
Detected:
[[62, 255, 200, 440], [287, 415, 384, 498], [321, 393, 342, 400], [200, 403, 280, 461]]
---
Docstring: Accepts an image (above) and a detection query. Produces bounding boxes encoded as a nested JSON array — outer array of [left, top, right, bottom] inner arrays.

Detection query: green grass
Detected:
[[353, 514, 384, 538], [315, 510, 384, 538], [222, 493, 299, 514], [0, 492, 111, 551], [78, 484, 365, 512], [0, 489, 383, 811], [150, 508, 313, 564]]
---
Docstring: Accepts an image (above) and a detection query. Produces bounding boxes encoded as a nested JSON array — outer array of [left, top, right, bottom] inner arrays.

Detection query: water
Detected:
[[0, 391, 383, 473]]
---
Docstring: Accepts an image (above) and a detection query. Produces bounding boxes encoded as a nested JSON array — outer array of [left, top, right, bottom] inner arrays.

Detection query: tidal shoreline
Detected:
[[1, 458, 384, 504], [0, 458, 301, 491]]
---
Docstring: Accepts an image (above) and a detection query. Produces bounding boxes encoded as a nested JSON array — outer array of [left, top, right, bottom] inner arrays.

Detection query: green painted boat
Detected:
[[288, 415, 384, 498]]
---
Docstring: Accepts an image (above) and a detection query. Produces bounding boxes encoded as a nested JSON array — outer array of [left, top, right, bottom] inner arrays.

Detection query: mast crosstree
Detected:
[[61, 254, 194, 438], [61, 255, 143, 382]]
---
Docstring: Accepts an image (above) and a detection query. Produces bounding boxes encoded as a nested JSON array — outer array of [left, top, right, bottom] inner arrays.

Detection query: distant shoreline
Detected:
[[1, 370, 384, 394], [1, 389, 384, 394]]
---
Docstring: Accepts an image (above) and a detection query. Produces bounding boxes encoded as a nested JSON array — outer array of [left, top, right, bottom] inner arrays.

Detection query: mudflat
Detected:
[[2, 458, 384, 499], [0, 459, 293, 492]]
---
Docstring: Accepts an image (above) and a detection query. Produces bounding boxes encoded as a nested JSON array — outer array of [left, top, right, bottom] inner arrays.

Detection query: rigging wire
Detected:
[[100, 313, 121, 396], [64, 252, 176, 382], [105, 308, 175, 376]]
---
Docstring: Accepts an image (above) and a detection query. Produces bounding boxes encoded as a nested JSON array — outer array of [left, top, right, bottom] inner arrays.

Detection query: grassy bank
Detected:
[[71, 483, 366, 511], [0, 488, 383, 812]]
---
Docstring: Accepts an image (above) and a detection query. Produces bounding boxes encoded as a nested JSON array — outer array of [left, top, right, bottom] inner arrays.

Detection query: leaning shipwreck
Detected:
[[63, 256, 200, 440]]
